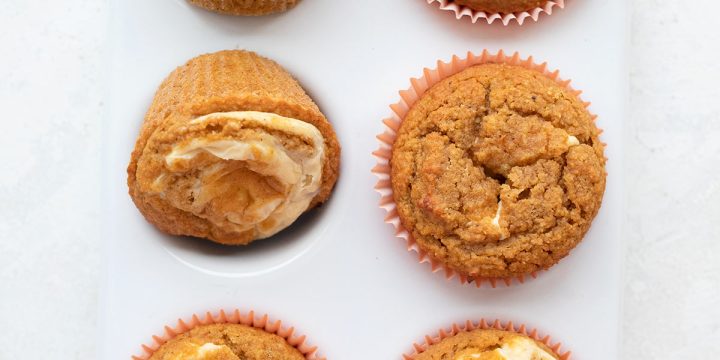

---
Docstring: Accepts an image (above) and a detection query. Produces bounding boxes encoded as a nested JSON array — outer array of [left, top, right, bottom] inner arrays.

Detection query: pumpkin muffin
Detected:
[[414, 329, 559, 360], [148, 324, 305, 360], [390, 63, 605, 279], [128, 50, 340, 246], [452, 0, 549, 13], [188, 0, 300, 16]]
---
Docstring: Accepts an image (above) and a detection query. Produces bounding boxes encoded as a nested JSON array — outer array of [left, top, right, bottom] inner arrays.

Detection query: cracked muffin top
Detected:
[[452, 0, 549, 13], [414, 329, 559, 360], [391, 63, 606, 279], [148, 324, 305, 360]]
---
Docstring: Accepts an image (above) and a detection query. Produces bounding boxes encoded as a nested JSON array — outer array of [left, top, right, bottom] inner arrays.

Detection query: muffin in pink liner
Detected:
[[132, 309, 324, 360], [404, 318, 571, 359], [426, 0, 565, 25], [372, 50, 606, 288]]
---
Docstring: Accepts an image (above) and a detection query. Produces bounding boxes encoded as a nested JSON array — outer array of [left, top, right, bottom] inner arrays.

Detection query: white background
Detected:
[[0, 0, 718, 359]]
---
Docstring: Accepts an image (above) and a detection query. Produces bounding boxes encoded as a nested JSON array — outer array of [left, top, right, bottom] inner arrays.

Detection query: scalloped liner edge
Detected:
[[426, 0, 565, 25], [372, 49, 606, 289], [131, 309, 325, 360]]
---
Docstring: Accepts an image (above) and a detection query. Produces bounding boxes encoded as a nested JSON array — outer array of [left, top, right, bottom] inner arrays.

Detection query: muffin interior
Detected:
[[138, 111, 325, 243]]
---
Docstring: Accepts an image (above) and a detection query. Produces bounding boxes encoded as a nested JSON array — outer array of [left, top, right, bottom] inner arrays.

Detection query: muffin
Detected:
[[128, 50, 340, 245], [452, 0, 549, 13], [414, 329, 559, 360], [390, 63, 606, 279], [148, 324, 305, 360], [188, 0, 300, 16]]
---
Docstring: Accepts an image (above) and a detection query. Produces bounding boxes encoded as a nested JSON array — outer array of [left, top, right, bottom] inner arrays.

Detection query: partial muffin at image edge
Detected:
[[188, 0, 301, 16], [411, 328, 562, 360], [389, 62, 606, 279], [133, 310, 324, 360], [147, 323, 305, 360], [451, 0, 549, 13], [127, 50, 340, 246]]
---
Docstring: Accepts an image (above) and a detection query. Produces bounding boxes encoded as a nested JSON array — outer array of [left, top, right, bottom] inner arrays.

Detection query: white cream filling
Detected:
[[167, 139, 302, 185], [165, 111, 325, 239], [196, 342, 224, 357], [491, 201, 503, 228], [454, 338, 556, 360], [567, 135, 579, 147], [491, 200, 507, 240], [495, 338, 557, 360], [180, 342, 235, 360]]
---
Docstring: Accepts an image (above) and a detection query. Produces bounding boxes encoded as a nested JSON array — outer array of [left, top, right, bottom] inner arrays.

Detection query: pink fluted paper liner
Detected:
[[403, 318, 571, 359], [132, 309, 324, 360], [427, 0, 565, 25], [372, 49, 601, 288]]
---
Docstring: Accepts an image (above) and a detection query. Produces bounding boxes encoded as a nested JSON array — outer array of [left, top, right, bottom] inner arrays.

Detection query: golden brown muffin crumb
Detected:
[[188, 0, 300, 16], [149, 324, 305, 360], [391, 64, 605, 278], [453, 0, 549, 13]]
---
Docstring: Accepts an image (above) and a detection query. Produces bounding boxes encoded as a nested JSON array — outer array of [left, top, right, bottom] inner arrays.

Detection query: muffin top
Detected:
[[414, 329, 559, 360], [453, 0, 549, 13], [391, 63, 605, 278], [148, 324, 305, 360]]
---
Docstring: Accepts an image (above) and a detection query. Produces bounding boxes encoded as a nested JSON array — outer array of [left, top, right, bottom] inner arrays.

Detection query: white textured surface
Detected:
[[0, 1, 105, 359], [625, 0, 720, 356], [0, 0, 717, 359]]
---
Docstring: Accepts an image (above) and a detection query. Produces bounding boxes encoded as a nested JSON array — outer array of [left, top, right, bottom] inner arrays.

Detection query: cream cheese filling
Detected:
[[178, 342, 237, 360], [494, 338, 557, 360], [566, 135, 580, 147], [454, 338, 556, 360], [491, 200, 505, 239], [164, 111, 325, 239]]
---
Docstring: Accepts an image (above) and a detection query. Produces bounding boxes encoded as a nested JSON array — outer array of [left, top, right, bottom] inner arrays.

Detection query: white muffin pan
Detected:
[[102, 0, 626, 358]]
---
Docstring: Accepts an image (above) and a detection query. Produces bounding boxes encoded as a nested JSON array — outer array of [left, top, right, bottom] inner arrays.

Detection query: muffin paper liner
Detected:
[[427, 0, 565, 25], [404, 318, 571, 359], [132, 309, 325, 360], [372, 49, 599, 288]]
